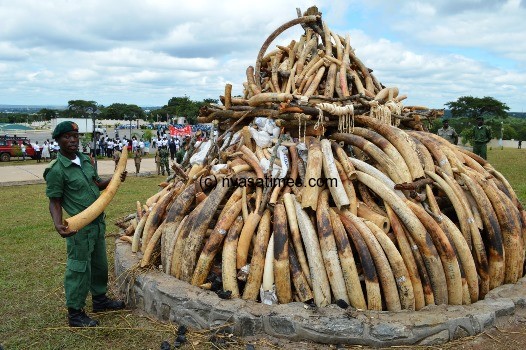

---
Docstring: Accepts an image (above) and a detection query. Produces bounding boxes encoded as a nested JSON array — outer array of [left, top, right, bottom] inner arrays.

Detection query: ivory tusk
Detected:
[[65, 149, 128, 231]]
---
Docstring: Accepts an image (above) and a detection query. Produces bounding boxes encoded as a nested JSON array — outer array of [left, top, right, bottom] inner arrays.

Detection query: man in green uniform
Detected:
[[133, 148, 142, 175], [437, 119, 458, 144], [44, 121, 127, 327], [472, 117, 492, 159], [159, 145, 170, 176], [175, 142, 187, 164]]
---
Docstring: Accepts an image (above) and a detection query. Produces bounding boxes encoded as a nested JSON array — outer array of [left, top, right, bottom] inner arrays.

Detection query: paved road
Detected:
[[0, 156, 160, 186]]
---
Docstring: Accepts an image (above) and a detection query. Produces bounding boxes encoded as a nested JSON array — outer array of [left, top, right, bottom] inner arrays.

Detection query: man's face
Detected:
[[57, 132, 79, 153], [443, 122, 449, 128], [477, 119, 483, 126]]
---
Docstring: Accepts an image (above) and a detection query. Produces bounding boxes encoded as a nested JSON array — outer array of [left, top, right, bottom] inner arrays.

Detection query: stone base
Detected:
[[115, 240, 526, 347]]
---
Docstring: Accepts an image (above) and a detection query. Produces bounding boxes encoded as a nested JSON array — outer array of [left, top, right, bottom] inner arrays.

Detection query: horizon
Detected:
[[2, 104, 526, 114]]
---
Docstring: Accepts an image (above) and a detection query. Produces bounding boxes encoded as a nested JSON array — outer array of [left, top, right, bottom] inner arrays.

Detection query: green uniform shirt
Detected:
[[44, 152, 102, 219], [44, 152, 109, 309], [473, 125, 492, 144], [175, 148, 185, 163], [159, 147, 169, 161]]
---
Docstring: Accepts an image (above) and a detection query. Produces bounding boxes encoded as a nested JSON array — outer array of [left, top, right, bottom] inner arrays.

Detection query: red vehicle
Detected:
[[0, 135, 36, 162]]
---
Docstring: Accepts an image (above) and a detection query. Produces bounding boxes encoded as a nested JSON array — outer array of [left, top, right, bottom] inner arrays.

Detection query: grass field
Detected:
[[0, 176, 193, 350], [0, 148, 524, 349], [487, 148, 526, 205]]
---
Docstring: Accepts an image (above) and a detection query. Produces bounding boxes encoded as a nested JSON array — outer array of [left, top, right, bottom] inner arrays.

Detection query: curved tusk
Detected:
[[65, 149, 128, 231]]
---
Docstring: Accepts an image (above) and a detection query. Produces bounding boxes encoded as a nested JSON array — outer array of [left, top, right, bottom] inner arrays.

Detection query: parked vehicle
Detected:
[[117, 124, 137, 129], [0, 135, 36, 162]]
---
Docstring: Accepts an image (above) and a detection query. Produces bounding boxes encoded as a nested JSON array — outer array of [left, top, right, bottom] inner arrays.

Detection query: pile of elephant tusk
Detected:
[[117, 7, 526, 311]]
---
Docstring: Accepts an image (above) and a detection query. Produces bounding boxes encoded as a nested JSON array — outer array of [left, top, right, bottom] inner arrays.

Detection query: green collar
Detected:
[[57, 151, 83, 167]]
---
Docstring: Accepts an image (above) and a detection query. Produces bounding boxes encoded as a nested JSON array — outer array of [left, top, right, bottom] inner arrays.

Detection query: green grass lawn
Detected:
[[0, 176, 197, 350], [487, 148, 526, 206], [0, 148, 524, 349]]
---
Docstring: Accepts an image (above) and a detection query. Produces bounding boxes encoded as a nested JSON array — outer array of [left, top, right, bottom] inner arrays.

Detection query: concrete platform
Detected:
[[115, 240, 526, 347]]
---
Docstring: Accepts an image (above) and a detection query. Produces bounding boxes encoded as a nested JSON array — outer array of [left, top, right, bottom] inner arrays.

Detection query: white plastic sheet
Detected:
[[189, 140, 212, 165]]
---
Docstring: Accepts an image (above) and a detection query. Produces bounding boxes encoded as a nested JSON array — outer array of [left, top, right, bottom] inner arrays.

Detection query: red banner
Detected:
[[169, 125, 192, 136]]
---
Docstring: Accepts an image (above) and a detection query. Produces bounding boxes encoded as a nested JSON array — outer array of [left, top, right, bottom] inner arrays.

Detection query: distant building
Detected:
[[174, 116, 187, 124]]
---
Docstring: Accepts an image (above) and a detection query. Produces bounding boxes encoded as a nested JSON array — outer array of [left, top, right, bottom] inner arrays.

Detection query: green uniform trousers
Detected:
[[473, 142, 488, 160], [160, 160, 170, 175], [65, 219, 108, 309]]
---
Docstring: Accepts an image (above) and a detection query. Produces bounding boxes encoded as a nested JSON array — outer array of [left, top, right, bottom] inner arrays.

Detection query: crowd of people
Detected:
[[25, 139, 60, 162], [83, 130, 195, 176]]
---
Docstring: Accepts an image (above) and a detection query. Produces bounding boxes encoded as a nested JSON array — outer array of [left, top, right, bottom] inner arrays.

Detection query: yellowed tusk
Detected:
[[65, 149, 128, 231]]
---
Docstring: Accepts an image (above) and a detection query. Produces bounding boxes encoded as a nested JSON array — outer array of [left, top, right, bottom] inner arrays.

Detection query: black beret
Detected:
[[53, 121, 79, 139]]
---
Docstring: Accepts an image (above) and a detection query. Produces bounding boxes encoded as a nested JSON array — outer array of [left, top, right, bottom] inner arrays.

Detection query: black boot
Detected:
[[92, 294, 126, 313], [68, 308, 99, 327]]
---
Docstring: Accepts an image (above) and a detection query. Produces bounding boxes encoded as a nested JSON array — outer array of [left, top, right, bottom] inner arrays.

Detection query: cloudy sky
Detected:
[[0, 0, 525, 111]]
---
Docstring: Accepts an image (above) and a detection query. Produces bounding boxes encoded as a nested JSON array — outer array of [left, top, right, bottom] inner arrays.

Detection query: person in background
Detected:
[[138, 139, 145, 155], [174, 137, 180, 152], [113, 146, 121, 171], [44, 121, 126, 328], [20, 142, 27, 160], [98, 137, 104, 157], [168, 138, 176, 161], [133, 148, 142, 175], [116, 139, 123, 153], [519, 140, 522, 149], [159, 145, 170, 176], [176, 142, 187, 164], [52, 141, 60, 159], [131, 136, 138, 152], [472, 117, 492, 160], [122, 137, 128, 152], [437, 119, 458, 145], [106, 139, 114, 158], [154, 147, 160, 175], [42, 140, 51, 162], [34, 141, 42, 163]]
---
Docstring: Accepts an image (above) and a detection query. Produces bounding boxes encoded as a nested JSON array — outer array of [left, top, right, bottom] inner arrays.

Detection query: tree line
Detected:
[[1, 95, 525, 141], [0, 96, 217, 125]]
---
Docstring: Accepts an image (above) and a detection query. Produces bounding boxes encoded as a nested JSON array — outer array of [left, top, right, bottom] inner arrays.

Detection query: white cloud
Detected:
[[0, 0, 524, 111]]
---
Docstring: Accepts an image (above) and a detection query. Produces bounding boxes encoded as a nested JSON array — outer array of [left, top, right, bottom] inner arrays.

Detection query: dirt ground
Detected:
[[242, 305, 526, 350]]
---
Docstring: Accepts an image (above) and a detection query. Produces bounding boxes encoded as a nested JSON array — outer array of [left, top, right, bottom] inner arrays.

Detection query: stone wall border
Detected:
[[115, 241, 526, 347]]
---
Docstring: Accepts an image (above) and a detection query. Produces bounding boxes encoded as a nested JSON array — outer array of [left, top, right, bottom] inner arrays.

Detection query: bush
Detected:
[[460, 128, 474, 146], [11, 144, 22, 157], [142, 129, 153, 142]]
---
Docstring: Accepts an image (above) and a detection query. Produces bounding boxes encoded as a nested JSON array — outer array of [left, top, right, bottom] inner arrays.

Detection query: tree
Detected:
[[502, 123, 518, 140], [59, 100, 99, 118], [445, 96, 510, 120], [101, 103, 145, 120], [142, 129, 153, 142], [37, 108, 58, 121], [150, 96, 218, 125]]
